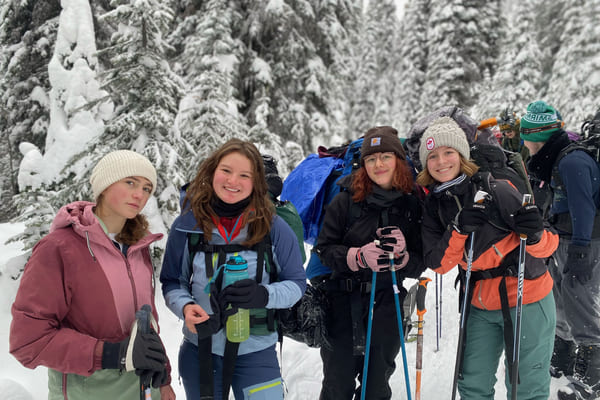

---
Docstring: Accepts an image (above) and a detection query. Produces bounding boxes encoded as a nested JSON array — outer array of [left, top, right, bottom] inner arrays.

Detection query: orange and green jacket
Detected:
[[422, 173, 558, 311]]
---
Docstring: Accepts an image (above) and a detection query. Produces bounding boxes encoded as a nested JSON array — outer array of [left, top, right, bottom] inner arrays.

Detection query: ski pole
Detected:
[[511, 193, 532, 400], [390, 253, 412, 400], [435, 274, 440, 352], [415, 277, 432, 400], [451, 189, 488, 399], [451, 232, 475, 400], [439, 274, 443, 340], [360, 270, 378, 400], [135, 304, 153, 400]]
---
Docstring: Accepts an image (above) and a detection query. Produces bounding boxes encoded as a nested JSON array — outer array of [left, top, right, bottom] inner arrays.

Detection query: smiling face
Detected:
[[96, 176, 153, 232], [212, 152, 254, 204], [426, 146, 461, 183], [363, 152, 397, 190]]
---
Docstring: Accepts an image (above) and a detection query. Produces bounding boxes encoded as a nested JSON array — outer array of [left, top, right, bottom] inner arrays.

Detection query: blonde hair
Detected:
[[183, 139, 274, 246], [416, 155, 479, 187]]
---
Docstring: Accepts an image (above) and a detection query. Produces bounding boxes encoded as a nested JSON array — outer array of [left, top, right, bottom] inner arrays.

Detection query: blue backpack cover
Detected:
[[281, 138, 364, 278]]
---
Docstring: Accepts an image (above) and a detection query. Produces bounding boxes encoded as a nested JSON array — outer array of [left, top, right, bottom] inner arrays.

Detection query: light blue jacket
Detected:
[[160, 203, 306, 356]]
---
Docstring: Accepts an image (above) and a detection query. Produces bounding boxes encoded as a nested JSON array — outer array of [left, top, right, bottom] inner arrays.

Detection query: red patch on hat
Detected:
[[426, 137, 435, 150]]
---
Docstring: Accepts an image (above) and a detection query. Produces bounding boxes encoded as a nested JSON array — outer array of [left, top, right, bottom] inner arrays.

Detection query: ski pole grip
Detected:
[[136, 304, 152, 335], [416, 277, 432, 317], [519, 194, 533, 239]]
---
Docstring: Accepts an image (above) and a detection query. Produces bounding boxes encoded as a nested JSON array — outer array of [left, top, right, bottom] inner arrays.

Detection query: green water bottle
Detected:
[[223, 255, 250, 342]]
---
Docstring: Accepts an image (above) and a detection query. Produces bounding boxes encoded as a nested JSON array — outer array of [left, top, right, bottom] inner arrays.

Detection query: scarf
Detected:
[[365, 185, 406, 208], [211, 197, 251, 218]]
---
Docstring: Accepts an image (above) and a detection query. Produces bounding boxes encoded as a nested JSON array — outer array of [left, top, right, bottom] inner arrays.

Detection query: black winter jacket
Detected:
[[315, 180, 425, 286]]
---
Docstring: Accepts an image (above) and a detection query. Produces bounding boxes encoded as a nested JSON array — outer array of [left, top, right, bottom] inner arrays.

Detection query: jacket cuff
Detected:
[[93, 340, 104, 371]]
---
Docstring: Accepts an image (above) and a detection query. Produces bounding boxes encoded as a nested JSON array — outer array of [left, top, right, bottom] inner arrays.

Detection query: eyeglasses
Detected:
[[364, 153, 395, 166]]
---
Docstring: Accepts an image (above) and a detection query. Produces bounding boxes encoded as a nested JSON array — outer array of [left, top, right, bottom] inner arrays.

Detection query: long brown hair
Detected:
[[351, 156, 414, 202], [183, 139, 274, 246], [416, 155, 480, 187], [95, 195, 150, 245]]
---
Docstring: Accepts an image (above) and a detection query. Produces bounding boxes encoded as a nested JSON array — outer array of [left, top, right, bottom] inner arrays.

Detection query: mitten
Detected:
[[513, 204, 543, 240], [220, 279, 269, 309], [564, 244, 594, 285]]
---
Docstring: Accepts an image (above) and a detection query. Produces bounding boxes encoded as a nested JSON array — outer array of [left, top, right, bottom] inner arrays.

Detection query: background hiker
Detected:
[[160, 139, 306, 399], [9, 150, 174, 399], [498, 109, 530, 164], [521, 101, 600, 400], [417, 116, 558, 400], [313, 126, 425, 399]]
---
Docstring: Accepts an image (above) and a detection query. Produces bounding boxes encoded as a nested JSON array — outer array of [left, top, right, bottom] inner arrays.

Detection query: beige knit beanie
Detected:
[[419, 117, 471, 166], [90, 150, 157, 201]]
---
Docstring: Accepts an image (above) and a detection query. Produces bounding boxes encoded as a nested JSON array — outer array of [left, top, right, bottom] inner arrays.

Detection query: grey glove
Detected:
[[564, 244, 594, 285]]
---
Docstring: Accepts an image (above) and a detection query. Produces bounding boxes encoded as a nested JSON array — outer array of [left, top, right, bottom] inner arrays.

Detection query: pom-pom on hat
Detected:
[[360, 126, 406, 162], [419, 116, 470, 166], [90, 150, 157, 201], [520, 100, 563, 142]]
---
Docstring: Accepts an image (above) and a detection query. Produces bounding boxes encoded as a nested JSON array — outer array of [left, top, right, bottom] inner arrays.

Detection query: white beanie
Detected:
[[419, 116, 471, 166], [90, 150, 157, 201]]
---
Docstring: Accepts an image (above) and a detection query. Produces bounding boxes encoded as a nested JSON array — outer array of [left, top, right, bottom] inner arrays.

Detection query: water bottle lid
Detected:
[[226, 255, 247, 271]]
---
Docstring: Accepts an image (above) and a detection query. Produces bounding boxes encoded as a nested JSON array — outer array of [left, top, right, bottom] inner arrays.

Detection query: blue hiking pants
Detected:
[[179, 339, 283, 399], [458, 292, 555, 400]]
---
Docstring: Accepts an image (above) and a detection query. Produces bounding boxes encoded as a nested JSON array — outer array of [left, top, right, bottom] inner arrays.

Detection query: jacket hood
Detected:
[[50, 201, 99, 233], [50, 200, 162, 248]]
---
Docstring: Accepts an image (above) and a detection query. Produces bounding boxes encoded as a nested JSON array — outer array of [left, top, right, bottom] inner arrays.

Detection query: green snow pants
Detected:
[[457, 292, 555, 400]]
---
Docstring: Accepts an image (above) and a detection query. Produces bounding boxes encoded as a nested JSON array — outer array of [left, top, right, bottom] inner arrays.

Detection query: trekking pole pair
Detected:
[[361, 251, 412, 400], [511, 193, 532, 400]]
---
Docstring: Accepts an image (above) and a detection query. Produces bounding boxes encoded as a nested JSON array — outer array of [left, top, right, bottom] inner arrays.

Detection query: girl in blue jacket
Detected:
[[160, 139, 306, 399]]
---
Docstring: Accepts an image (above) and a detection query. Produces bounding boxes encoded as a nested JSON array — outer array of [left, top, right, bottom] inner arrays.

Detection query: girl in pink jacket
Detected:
[[10, 150, 175, 400]]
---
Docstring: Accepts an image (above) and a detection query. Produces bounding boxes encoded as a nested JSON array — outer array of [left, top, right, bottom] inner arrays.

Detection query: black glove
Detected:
[[137, 366, 168, 388], [195, 282, 227, 339], [220, 279, 269, 309], [513, 204, 544, 240], [101, 329, 166, 374], [564, 244, 594, 285], [454, 202, 489, 234]]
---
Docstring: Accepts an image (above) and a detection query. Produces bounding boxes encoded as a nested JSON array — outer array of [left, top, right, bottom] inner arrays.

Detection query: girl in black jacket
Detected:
[[314, 126, 425, 400]]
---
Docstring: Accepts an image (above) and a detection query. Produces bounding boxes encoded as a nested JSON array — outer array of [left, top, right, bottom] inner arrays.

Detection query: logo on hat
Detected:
[[370, 137, 381, 146], [426, 137, 435, 151]]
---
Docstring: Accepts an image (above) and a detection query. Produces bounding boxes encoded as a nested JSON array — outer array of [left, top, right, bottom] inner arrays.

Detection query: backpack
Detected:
[[280, 137, 364, 245], [262, 154, 306, 263], [405, 105, 533, 196]]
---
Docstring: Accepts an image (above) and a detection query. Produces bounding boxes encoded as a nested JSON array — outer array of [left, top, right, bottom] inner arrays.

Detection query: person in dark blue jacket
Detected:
[[522, 101, 600, 399], [160, 139, 306, 399]]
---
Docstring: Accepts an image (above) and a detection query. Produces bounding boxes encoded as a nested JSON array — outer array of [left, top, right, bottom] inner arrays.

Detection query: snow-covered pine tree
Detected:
[[240, 0, 334, 153], [98, 0, 185, 232], [488, 0, 545, 116], [421, 0, 501, 112], [10, 0, 113, 252], [348, 0, 400, 136], [173, 0, 249, 181], [393, 0, 430, 135], [546, 0, 599, 128], [0, 0, 60, 221]]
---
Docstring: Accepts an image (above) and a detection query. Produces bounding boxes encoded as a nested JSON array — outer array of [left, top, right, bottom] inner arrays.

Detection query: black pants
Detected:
[[319, 284, 404, 400]]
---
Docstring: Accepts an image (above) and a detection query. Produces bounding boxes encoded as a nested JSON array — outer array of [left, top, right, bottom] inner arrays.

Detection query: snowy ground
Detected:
[[0, 221, 569, 399]]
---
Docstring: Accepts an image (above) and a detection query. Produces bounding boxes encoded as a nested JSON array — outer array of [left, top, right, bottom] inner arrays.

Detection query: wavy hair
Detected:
[[416, 155, 480, 187], [351, 156, 414, 202], [95, 195, 150, 245], [183, 139, 274, 246]]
